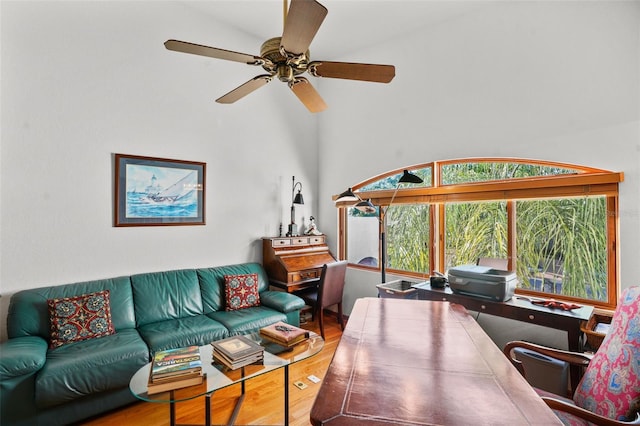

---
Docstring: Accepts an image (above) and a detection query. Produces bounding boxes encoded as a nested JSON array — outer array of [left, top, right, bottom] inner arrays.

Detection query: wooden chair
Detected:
[[294, 261, 348, 339], [504, 286, 640, 426]]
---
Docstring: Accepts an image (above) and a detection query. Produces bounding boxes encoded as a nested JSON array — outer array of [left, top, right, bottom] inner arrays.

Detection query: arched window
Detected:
[[334, 158, 623, 308]]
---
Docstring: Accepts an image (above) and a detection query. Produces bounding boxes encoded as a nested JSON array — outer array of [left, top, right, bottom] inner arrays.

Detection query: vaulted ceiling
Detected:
[[181, 0, 492, 59]]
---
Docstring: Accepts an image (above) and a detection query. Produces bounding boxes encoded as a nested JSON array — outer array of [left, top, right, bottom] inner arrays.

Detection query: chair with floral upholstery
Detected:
[[504, 286, 640, 426]]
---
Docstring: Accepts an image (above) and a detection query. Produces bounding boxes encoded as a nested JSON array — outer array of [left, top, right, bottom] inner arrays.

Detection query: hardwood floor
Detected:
[[80, 316, 343, 426]]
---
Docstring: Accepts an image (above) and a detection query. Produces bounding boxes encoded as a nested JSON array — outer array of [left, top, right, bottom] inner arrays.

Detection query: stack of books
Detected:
[[211, 335, 264, 370], [259, 321, 309, 348], [147, 345, 204, 395]]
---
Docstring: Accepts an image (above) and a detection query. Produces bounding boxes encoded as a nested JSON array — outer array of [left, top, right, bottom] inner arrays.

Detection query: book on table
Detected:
[[147, 369, 205, 395], [151, 345, 202, 380], [259, 321, 310, 347], [211, 348, 264, 370], [211, 335, 264, 370]]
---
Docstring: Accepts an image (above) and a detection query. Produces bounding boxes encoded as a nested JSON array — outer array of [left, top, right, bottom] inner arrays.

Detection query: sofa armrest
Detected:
[[0, 336, 48, 380], [260, 291, 306, 313]]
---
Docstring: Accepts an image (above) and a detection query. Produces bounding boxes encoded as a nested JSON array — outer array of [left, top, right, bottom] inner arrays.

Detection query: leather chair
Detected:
[[504, 286, 640, 426], [294, 260, 348, 339]]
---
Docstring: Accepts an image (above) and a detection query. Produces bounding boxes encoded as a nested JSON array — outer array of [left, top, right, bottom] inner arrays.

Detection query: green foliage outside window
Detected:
[[386, 204, 430, 274], [444, 201, 508, 268], [441, 162, 575, 185], [516, 197, 607, 301], [346, 160, 610, 303]]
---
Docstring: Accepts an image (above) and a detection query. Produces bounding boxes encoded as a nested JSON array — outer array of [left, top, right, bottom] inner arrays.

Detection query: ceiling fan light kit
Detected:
[[165, 0, 396, 113]]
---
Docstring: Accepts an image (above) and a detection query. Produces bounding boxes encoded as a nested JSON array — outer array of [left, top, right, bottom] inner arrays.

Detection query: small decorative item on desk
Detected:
[[211, 335, 264, 370], [430, 272, 447, 289], [530, 298, 581, 310], [259, 321, 310, 347], [148, 345, 204, 394], [304, 216, 322, 236], [516, 296, 581, 311]]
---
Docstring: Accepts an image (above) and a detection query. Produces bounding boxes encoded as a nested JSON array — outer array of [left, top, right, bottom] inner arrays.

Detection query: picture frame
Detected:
[[114, 154, 205, 226]]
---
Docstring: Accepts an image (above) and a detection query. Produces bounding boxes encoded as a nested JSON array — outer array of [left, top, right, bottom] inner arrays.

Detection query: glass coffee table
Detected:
[[129, 331, 323, 426]]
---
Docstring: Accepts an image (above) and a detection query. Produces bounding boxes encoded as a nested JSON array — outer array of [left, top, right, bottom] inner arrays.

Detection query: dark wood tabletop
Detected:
[[310, 297, 562, 425]]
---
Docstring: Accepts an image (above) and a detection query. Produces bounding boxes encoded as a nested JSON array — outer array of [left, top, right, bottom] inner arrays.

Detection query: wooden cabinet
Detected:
[[262, 236, 336, 292]]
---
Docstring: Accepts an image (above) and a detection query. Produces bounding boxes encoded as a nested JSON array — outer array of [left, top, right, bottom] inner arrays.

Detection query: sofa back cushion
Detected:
[[197, 263, 270, 313], [131, 269, 203, 327], [7, 276, 135, 340]]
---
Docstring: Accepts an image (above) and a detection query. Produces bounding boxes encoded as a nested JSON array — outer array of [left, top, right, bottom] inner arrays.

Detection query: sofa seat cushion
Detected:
[[208, 306, 287, 335], [35, 329, 148, 409], [137, 315, 228, 353]]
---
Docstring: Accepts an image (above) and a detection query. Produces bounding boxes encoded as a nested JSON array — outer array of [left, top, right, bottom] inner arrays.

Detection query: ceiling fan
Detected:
[[164, 0, 395, 113]]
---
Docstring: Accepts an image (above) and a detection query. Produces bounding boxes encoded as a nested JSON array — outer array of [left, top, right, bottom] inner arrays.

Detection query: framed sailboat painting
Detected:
[[114, 154, 205, 226]]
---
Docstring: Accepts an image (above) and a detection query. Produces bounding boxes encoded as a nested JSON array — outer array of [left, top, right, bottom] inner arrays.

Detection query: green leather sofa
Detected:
[[0, 262, 305, 426]]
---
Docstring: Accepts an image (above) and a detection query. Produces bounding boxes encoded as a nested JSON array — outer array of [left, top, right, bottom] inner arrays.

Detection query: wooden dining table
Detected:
[[310, 297, 562, 425]]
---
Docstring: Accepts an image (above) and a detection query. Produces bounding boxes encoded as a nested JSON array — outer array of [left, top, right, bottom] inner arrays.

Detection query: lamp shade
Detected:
[[398, 169, 423, 184], [336, 187, 359, 203], [293, 191, 304, 205], [355, 199, 376, 214]]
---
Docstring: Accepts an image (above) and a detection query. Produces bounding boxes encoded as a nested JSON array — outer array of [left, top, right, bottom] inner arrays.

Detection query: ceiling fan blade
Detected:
[[309, 61, 395, 83], [216, 75, 273, 104], [281, 0, 328, 55], [289, 77, 327, 113], [165, 40, 269, 66]]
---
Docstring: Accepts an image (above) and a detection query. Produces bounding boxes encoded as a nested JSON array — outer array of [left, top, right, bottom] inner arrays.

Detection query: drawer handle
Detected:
[[529, 314, 535, 320], [481, 305, 486, 310]]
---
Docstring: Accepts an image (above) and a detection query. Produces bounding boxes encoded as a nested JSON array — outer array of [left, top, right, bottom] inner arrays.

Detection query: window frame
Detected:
[[335, 158, 623, 309]]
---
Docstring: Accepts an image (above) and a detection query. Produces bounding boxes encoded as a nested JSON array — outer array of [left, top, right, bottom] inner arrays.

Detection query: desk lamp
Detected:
[[346, 170, 424, 283], [287, 176, 304, 237]]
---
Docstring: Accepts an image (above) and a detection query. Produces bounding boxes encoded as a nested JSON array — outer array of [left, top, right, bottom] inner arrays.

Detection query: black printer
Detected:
[[447, 264, 518, 302]]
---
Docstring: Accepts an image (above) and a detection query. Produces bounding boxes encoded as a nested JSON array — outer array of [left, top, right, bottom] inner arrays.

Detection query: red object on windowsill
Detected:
[[530, 299, 582, 310]]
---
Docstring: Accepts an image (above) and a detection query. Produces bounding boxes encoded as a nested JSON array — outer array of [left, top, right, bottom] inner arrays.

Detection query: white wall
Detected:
[[0, 1, 318, 340], [1, 1, 638, 347], [317, 1, 640, 345]]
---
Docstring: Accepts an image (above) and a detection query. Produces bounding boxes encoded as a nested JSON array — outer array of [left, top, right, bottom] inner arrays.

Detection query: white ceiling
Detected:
[[181, 0, 492, 60]]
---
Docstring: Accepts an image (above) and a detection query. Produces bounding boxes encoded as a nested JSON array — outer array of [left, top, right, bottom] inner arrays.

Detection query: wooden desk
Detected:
[[310, 298, 562, 425], [413, 283, 593, 353], [262, 236, 336, 293]]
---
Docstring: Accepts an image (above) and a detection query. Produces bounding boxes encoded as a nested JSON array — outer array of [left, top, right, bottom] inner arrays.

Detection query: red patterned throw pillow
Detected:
[[48, 290, 115, 349], [224, 273, 260, 311]]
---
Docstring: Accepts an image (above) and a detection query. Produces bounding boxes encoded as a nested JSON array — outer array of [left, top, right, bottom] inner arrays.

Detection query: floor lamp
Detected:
[[338, 170, 423, 283]]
